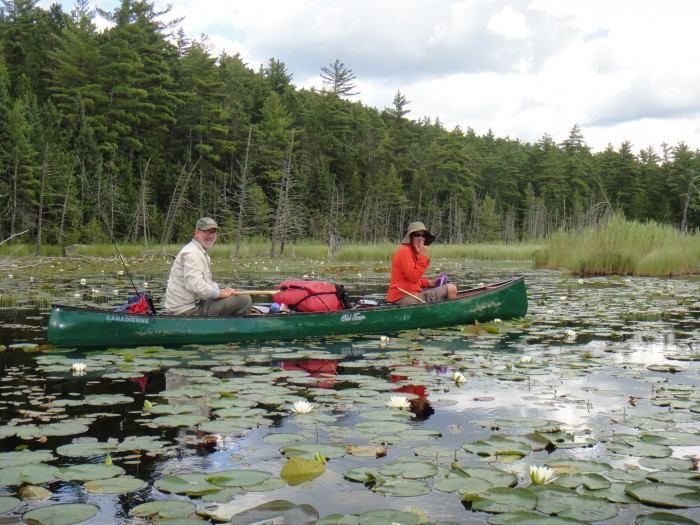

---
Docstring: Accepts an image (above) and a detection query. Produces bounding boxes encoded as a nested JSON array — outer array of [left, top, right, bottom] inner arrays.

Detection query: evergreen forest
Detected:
[[2, 0, 700, 254]]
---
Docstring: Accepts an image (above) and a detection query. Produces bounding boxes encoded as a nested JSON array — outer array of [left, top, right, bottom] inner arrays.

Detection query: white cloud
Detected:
[[37, 0, 700, 152]]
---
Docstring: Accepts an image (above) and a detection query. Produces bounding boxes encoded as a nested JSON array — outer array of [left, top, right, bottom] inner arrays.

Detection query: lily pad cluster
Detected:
[[0, 268, 699, 523]]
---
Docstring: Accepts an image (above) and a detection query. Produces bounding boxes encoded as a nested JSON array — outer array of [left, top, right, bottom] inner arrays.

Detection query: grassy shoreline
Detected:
[[3, 216, 699, 276]]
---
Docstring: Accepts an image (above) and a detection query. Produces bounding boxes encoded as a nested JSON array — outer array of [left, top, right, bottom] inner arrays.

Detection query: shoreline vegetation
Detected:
[[1, 215, 699, 277]]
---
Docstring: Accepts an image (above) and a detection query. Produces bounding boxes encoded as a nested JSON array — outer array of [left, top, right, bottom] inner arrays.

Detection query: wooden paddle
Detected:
[[231, 290, 278, 296], [397, 287, 426, 303]]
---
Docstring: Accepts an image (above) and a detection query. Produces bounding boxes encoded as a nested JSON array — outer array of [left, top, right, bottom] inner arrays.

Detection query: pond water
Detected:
[[1, 260, 699, 525]]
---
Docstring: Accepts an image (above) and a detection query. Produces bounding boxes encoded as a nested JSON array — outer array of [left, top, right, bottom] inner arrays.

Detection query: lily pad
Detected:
[[280, 444, 347, 460], [58, 463, 125, 481], [635, 512, 700, 524], [228, 500, 319, 525], [371, 477, 431, 497], [154, 473, 223, 496], [462, 486, 537, 513], [463, 435, 532, 457], [433, 474, 493, 494], [18, 484, 52, 502], [22, 503, 99, 525], [545, 459, 613, 474], [280, 456, 325, 486], [343, 467, 381, 483], [56, 442, 116, 458], [83, 393, 134, 405], [378, 461, 440, 479], [207, 469, 272, 487], [263, 432, 306, 444], [554, 472, 611, 490], [0, 496, 21, 514], [0, 463, 59, 485], [130, 500, 198, 518], [452, 465, 518, 487], [117, 436, 169, 451], [625, 482, 700, 508], [531, 484, 620, 521], [0, 450, 54, 468], [151, 414, 209, 427], [84, 475, 147, 494], [491, 417, 563, 430]]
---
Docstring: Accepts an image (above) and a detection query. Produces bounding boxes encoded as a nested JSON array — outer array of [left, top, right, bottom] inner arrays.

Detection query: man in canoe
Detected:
[[387, 221, 457, 305], [164, 217, 252, 316]]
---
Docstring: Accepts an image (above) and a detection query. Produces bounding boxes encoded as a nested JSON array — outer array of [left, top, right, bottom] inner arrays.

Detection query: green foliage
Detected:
[[1, 2, 700, 250]]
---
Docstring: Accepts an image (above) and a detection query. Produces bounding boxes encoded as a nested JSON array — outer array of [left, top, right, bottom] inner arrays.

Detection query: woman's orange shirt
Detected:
[[387, 244, 430, 302]]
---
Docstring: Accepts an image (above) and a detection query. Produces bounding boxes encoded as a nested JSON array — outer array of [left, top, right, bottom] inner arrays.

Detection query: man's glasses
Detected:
[[411, 233, 427, 238]]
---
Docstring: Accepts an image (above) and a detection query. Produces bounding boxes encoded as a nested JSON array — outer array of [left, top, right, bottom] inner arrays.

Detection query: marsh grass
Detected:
[[538, 214, 700, 276], [1, 239, 544, 262], [3, 218, 698, 276]]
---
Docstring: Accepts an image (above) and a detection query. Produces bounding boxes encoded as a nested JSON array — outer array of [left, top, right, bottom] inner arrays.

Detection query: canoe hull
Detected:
[[47, 277, 527, 348]]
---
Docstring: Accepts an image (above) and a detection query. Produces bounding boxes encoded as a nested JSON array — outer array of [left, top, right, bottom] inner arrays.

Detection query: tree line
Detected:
[[2, 0, 700, 254]]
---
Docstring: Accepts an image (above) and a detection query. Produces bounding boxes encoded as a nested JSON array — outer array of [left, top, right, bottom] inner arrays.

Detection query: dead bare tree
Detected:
[[35, 143, 49, 254], [270, 132, 298, 258], [0, 229, 28, 247], [327, 184, 342, 257], [57, 157, 78, 248], [233, 126, 253, 259], [129, 157, 152, 244], [681, 173, 699, 233], [160, 160, 199, 244]]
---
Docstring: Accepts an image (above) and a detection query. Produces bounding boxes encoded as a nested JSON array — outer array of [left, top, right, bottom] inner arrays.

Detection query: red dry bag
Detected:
[[273, 280, 344, 312]]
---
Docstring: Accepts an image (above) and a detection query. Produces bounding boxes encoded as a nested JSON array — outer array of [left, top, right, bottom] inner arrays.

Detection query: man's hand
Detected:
[[219, 287, 236, 298]]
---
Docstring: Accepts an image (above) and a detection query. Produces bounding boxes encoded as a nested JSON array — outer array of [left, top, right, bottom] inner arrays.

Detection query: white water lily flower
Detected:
[[73, 293, 81, 298], [453, 371, 467, 384], [565, 329, 576, 340], [380, 335, 389, 343], [520, 355, 533, 363], [529, 465, 557, 484], [72, 362, 86, 372], [80, 278, 87, 285], [493, 318, 502, 324], [117, 270, 124, 276], [386, 395, 411, 410], [91, 289, 99, 295], [290, 400, 314, 414]]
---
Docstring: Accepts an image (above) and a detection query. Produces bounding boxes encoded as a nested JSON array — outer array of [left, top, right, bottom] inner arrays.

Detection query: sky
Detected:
[[39, 0, 700, 154]]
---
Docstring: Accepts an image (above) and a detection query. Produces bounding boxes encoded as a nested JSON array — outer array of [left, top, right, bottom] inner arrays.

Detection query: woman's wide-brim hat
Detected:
[[401, 221, 436, 245]]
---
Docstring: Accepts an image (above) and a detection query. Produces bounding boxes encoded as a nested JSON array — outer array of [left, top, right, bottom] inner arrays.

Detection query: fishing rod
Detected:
[[76, 157, 154, 312]]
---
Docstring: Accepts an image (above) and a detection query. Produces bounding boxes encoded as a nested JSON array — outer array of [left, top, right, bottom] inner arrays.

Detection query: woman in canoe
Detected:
[[387, 221, 457, 305]]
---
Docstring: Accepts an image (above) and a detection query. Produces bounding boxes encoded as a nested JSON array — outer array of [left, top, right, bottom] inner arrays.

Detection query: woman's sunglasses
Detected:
[[411, 233, 427, 238]]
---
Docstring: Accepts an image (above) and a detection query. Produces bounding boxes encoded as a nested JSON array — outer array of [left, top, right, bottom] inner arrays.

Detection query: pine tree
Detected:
[[320, 59, 358, 97]]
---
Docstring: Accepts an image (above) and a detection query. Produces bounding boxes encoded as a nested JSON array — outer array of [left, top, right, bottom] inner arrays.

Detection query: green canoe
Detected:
[[47, 276, 527, 348]]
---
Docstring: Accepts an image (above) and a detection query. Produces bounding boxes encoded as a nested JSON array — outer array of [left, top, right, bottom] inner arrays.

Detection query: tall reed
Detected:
[[538, 214, 700, 276]]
